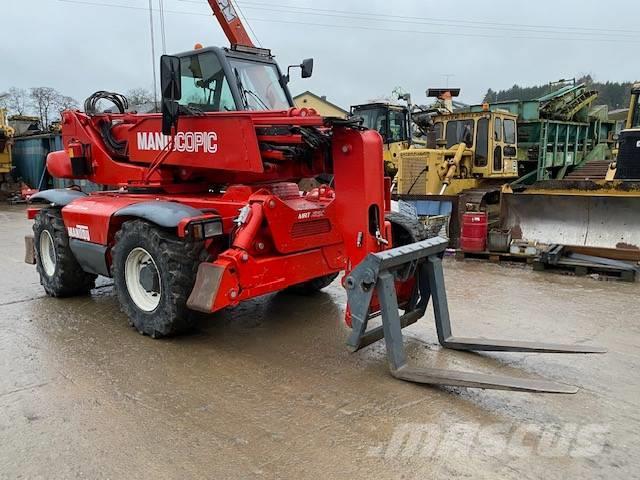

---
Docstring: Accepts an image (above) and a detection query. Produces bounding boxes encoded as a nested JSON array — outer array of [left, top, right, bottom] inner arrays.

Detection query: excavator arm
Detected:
[[206, 0, 254, 48]]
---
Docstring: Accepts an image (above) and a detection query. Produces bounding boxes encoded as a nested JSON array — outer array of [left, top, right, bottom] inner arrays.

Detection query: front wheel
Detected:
[[111, 220, 204, 338], [33, 208, 97, 297]]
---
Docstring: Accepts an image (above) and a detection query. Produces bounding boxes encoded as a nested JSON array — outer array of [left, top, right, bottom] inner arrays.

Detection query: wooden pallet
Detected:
[[533, 259, 637, 282], [455, 250, 536, 264]]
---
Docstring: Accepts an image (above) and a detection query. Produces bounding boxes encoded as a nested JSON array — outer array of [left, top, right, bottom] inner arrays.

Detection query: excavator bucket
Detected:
[[345, 237, 605, 393], [502, 187, 640, 250]]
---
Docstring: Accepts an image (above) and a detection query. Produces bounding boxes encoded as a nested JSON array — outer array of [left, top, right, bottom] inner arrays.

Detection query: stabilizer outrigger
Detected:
[[345, 237, 605, 393]]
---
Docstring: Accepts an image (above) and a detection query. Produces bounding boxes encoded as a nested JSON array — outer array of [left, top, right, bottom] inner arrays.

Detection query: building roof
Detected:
[[609, 108, 629, 121], [293, 91, 348, 115]]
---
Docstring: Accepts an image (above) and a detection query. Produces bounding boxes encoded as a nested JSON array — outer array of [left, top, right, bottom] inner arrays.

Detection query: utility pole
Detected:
[[148, 0, 159, 112]]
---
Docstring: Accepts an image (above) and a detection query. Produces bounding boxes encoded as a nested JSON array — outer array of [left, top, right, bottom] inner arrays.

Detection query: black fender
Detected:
[[29, 189, 87, 207], [113, 201, 203, 228]]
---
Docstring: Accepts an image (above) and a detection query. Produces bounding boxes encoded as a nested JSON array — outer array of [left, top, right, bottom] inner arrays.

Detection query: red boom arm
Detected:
[[207, 0, 254, 47]]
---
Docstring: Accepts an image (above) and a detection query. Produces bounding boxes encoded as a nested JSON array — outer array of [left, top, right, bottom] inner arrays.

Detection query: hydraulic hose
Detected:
[[233, 203, 264, 251]]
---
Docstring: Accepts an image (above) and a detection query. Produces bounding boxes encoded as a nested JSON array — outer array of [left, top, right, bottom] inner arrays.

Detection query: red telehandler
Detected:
[[25, 0, 603, 393]]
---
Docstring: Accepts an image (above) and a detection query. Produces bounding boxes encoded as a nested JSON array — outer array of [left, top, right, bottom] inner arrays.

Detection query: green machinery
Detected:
[[465, 83, 616, 183]]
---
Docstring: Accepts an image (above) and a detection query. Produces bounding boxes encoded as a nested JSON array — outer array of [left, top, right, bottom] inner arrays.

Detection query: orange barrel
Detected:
[[460, 212, 488, 252]]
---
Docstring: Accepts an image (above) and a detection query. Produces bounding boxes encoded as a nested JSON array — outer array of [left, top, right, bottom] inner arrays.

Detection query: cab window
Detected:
[[180, 51, 236, 111], [433, 122, 443, 140], [228, 58, 290, 110], [632, 99, 640, 128], [388, 110, 407, 143], [494, 117, 502, 141], [475, 118, 489, 167], [356, 108, 388, 140], [446, 120, 474, 148], [504, 119, 516, 144], [494, 146, 503, 172]]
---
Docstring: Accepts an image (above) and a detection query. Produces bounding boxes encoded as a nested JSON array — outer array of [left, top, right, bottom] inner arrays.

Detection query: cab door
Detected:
[[490, 114, 518, 177]]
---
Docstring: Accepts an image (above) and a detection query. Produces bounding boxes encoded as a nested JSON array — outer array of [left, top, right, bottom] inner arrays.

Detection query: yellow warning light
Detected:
[[194, 43, 204, 50]]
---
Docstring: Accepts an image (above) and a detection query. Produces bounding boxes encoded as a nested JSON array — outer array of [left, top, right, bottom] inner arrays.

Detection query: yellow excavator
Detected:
[[350, 100, 412, 178]]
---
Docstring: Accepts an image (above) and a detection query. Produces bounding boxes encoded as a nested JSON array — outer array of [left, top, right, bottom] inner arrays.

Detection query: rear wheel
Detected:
[[33, 209, 97, 297], [112, 220, 204, 338]]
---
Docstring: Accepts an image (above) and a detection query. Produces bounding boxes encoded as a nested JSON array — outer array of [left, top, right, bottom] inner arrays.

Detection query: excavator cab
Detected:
[[350, 103, 411, 177]]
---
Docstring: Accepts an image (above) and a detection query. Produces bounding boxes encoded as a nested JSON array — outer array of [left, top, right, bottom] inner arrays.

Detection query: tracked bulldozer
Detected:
[[24, 0, 603, 394], [390, 89, 524, 246]]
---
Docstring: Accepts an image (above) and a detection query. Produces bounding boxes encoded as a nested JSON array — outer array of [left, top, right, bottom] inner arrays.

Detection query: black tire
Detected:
[[288, 272, 339, 294], [33, 208, 97, 297], [111, 220, 204, 338], [386, 211, 428, 245]]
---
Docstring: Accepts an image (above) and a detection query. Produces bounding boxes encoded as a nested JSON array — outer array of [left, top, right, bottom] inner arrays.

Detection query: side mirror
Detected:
[[301, 58, 314, 78], [160, 55, 182, 136], [285, 58, 314, 83]]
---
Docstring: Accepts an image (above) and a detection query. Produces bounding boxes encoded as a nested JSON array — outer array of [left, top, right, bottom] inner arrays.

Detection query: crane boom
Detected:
[[207, 0, 254, 48]]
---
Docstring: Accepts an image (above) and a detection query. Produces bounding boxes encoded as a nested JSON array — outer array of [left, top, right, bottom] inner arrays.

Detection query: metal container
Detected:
[[12, 134, 100, 192], [488, 229, 512, 253], [12, 134, 62, 188]]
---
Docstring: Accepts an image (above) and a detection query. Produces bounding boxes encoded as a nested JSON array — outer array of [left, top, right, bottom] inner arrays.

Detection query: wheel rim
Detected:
[[124, 247, 162, 312], [39, 230, 57, 277]]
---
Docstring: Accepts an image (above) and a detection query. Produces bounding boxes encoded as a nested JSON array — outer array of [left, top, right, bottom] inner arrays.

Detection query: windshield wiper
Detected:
[[233, 68, 270, 111], [244, 89, 270, 111], [233, 68, 249, 110]]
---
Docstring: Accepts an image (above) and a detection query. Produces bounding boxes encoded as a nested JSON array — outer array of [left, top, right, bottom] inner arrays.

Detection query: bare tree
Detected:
[[56, 95, 79, 112], [0, 87, 30, 116], [30, 87, 60, 129], [126, 88, 155, 107]]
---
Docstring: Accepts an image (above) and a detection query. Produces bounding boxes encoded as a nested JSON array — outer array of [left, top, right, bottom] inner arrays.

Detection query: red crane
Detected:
[[207, 0, 254, 47], [24, 1, 603, 394]]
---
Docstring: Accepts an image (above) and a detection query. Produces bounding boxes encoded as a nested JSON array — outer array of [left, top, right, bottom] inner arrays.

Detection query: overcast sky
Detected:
[[1, 0, 637, 110]]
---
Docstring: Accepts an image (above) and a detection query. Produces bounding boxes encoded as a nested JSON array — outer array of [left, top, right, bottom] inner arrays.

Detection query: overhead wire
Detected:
[[178, 0, 640, 38], [231, 0, 262, 47], [54, 0, 640, 45]]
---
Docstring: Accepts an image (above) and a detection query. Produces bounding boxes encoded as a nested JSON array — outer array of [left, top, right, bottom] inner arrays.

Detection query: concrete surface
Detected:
[[0, 204, 638, 479]]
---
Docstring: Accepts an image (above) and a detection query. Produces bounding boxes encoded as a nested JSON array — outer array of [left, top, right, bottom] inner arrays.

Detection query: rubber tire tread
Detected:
[[112, 220, 203, 338], [385, 211, 428, 245], [33, 208, 97, 297]]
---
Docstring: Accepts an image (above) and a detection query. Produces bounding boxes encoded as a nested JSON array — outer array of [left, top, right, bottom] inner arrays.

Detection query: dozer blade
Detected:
[[502, 188, 640, 250], [345, 237, 603, 394]]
